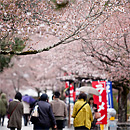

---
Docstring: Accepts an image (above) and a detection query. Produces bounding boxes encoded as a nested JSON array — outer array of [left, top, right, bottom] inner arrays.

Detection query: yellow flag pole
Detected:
[[100, 124, 104, 130]]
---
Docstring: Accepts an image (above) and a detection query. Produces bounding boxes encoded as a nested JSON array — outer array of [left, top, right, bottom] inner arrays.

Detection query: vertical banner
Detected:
[[65, 82, 75, 103], [65, 82, 74, 125], [92, 81, 107, 124], [106, 81, 113, 108]]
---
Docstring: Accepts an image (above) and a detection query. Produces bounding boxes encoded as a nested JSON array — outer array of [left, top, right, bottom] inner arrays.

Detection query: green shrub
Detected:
[[0, 37, 26, 72]]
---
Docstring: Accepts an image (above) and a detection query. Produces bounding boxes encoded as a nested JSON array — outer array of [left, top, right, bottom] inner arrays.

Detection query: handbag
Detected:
[[30, 103, 39, 124], [95, 112, 101, 119], [31, 104, 39, 117]]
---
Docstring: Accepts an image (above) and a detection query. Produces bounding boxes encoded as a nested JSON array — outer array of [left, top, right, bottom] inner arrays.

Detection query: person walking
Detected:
[[22, 101, 30, 126], [50, 91, 68, 130], [33, 93, 57, 130], [88, 97, 96, 117], [72, 92, 93, 130], [7, 92, 23, 130], [0, 93, 8, 126], [88, 97, 99, 130]]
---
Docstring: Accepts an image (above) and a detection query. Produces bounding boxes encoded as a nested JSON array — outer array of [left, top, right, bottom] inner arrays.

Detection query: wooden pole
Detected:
[[68, 81, 71, 128]]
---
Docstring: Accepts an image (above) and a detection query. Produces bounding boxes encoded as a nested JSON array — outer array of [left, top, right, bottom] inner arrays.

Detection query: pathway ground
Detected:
[[0, 116, 74, 130]]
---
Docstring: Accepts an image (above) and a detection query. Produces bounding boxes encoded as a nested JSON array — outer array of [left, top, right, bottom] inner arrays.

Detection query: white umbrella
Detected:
[[78, 86, 100, 96]]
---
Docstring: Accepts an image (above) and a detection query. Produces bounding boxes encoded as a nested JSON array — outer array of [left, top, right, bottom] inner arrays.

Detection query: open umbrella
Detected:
[[78, 86, 100, 96], [22, 95, 36, 104]]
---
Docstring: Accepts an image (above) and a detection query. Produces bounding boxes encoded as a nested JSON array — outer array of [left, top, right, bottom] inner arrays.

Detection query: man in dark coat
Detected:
[[33, 93, 57, 130], [7, 92, 23, 130]]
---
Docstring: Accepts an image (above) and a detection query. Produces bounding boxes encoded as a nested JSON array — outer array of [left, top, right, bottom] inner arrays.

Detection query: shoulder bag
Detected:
[[30, 103, 39, 124], [8, 102, 20, 119]]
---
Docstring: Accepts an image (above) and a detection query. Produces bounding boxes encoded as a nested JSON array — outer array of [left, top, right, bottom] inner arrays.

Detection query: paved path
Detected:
[[0, 116, 33, 130], [0, 116, 74, 130]]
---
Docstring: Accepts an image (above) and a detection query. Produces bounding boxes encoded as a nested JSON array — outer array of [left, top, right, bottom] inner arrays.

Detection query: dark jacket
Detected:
[[7, 99, 23, 129], [35, 100, 56, 128]]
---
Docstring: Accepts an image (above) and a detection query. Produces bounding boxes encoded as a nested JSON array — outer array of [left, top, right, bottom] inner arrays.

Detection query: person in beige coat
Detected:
[[22, 101, 30, 126], [7, 92, 23, 130], [50, 91, 67, 130]]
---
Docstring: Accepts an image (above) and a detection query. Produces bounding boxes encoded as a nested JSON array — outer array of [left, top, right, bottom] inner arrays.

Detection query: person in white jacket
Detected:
[[22, 101, 30, 126]]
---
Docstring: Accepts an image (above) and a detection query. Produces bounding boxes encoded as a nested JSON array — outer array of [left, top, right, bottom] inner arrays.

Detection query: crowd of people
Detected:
[[0, 91, 99, 130]]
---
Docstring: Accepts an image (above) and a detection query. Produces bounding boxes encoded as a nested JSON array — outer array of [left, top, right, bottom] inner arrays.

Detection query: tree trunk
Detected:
[[118, 86, 128, 122]]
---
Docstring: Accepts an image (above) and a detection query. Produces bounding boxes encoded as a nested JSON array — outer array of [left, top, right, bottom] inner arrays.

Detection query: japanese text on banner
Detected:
[[92, 81, 107, 124]]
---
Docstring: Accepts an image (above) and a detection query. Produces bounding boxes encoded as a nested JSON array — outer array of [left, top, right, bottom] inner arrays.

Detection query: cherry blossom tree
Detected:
[[0, 54, 39, 97], [0, 53, 65, 98], [1, 0, 127, 54], [80, 4, 130, 121]]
